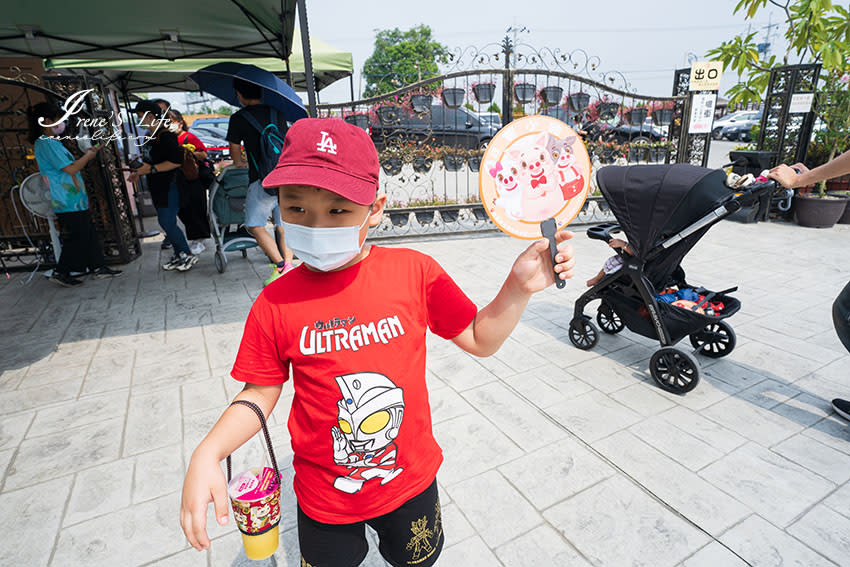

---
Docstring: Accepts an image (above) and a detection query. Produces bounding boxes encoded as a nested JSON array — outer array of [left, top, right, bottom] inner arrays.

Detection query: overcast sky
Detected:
[[164, 0, 791, 110]]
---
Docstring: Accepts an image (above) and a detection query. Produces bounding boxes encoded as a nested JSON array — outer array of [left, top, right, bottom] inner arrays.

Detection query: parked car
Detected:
[[188, 129, 230, 162], [191, 117, 231, 131], [477, 112, 502, 128], [541, 107, 581, 129], [720, 121, 759, 142], [712, 110, 762, 139], [190, 125, 229, 140], [609, 120, 666, 144], [369, 104, 498, 150]]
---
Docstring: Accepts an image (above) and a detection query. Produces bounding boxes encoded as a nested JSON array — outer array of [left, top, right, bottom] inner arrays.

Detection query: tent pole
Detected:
[[295, 0, 318, 117], [349, 74, 355, 105], [121, 85, 159, 239]]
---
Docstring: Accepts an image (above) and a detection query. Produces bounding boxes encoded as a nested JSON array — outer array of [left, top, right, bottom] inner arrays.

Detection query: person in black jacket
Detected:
[[770, 150, 850, 420], [129, 101, 198, 272]]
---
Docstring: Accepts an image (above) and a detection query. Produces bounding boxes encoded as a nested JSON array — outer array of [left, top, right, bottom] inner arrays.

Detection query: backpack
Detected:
[[240, 107, 286, 195]]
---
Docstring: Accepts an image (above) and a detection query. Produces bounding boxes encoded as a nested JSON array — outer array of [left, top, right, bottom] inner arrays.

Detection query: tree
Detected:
[[707, 0, 850, 107], [362, 25, 448, 98]]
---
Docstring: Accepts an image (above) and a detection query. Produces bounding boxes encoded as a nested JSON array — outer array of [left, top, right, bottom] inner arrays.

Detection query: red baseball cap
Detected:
[[261, 117, 379, 205]]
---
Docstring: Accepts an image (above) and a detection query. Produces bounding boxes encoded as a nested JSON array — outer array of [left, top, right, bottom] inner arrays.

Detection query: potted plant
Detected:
[[649, 100, 675, 125], [379, 145, 404, 176], [794, 70, 850, 228], [472, 81, 496, 104], [441, 87, 465, 109], [387, 200, 410, 227], [590, 99, 620, 121], [344, 113, 370, 130], [466, 148, 485, 172], [624, 103, 648, 126], [410, 93, 432, 114], [568, 91, 591, 113], [514, 81, 536, 104], [627, 142, 649, 162], [648, 141, 674, 162], [539, 85, 564, 107], [437, 146, 465, 171]]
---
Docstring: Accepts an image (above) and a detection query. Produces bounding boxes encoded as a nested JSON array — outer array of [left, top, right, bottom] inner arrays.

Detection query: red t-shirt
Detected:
[[178, 131, 207, 151], [231, 246, 477, 524]]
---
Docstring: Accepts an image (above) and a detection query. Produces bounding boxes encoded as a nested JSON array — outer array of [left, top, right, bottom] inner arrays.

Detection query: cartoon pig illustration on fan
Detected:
[[486, 158, 524, 220], [515, 134, 565, 222], [546, 135, 586, 200]]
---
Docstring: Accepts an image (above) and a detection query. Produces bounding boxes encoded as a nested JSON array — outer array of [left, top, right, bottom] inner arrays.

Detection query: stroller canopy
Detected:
[[597, 164, 730, 260]]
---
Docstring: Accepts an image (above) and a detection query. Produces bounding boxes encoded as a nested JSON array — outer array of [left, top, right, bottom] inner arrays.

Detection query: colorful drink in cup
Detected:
[[228, 467, 281, 560]]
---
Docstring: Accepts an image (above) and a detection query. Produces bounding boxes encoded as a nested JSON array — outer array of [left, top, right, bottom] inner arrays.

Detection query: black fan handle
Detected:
[[540, 218, 566, 289]]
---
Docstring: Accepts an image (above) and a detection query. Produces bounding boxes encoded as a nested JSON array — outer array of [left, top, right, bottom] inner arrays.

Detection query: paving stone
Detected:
[[4, 417, 123, 491], [123, 388, 181, 456], [736, 378, 806, 410], [543, 475, 710, 567], [52, 492, 187, 567], [529, 337, 598, 368], [0, 377, 83, 416], [801, 416, 850, 456], [18, 362, 89, 389], [544, 390, 642, 442], [432, 413, 523, 486], [699, 442, 835, 527], [727, 342, 825, 383], [447, 469, 541, 547], [0, 476, 73, 567], [0, 412, 33, 450], [440, 502, 476, 549], [495, 524, 591, 567], [28, 390, 128, 438], [64, 459, 134, 526], [787, 505, 850, 566], [181, 376, 228, 416], [462, 382, 566, 451], [700, 358, 770, 390], [595, 431, 750, 535], [702, 396, 805, 447], [823, 482, 850, 519], [133, 444, 185, 503], [427, 352, 497, 391], [682, 542, 749, 567], [429, 385, 475, 424], [498, 436, 614, 510], [628, 415, 725, 471], [720, 514, 838, 567], [438, 534, 503, 567], [143, 546, 208, 566], [564, 355, 649, 394], [609, 381, 677, 417], [771, 434, 850, 484]]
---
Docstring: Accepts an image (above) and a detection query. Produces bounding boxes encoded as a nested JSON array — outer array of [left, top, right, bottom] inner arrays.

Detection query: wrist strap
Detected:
[[225, 400, 281, 488]]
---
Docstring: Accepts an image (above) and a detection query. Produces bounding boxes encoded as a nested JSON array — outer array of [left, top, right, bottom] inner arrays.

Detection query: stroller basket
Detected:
[[604, 290, 741, 344]]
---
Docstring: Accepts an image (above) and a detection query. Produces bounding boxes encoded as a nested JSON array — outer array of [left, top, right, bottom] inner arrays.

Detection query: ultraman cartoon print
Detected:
[[331, 372, 405, 494], [546, 135, 586, 200], [485, 158, 523, 220]]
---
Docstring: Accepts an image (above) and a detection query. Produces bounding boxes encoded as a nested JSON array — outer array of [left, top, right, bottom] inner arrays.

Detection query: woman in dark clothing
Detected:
[[168, 109, 211, 254], [129, 100, 197, 272], [27, 102, 123, 286]]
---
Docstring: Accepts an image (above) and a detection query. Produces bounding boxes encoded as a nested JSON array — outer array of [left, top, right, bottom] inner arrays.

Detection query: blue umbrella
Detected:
[[188, 62, 308, 122]]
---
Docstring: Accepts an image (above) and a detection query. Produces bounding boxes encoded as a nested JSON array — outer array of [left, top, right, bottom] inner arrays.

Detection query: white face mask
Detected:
[[167, 122, 181, 133], [283, 208, 372, 272], [52, 121, 66, 135]]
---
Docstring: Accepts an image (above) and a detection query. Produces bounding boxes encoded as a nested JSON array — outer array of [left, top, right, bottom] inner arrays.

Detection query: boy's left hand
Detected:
[[510, 230, 575, 294]]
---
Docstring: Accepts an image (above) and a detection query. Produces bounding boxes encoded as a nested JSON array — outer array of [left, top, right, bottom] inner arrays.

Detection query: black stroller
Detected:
[[568, 163, 784, 394]]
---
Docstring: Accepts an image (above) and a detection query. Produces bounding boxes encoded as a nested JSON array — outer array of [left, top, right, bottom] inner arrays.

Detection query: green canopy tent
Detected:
[[43, 29, 353, 95], [0, 0, 320, 112]]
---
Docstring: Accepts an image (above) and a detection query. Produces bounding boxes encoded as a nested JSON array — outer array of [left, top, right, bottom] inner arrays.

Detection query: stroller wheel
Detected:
[[597, 303, 624, 334], [690, 320, 736, 358], [215, 251, 226, 273], [569, 318, 599, 350], [650, 348, 699, 393]]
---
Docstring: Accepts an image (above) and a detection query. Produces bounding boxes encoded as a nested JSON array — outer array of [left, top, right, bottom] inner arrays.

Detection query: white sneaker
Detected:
[[190, 240, 206, 255], [175, 253, 199, 272]]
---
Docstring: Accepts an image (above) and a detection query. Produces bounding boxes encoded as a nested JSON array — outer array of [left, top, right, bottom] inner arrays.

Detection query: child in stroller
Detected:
[[586, 237, 633, 287], [568, 163, 784, 394]]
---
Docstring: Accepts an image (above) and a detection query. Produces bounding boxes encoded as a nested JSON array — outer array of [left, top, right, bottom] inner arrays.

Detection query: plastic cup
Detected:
[[228, 467, 281, 560]]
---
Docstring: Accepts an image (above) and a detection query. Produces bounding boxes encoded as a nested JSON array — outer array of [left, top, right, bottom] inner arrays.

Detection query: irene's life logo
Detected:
[[40, 89, 173, 147]]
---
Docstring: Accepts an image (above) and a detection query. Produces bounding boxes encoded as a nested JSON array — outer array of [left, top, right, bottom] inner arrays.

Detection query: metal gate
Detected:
[[316, 37, 684, 238]]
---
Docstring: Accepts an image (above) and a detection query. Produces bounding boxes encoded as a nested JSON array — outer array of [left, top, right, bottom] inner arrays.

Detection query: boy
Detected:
[[180, 118, 576, 567], [226, 78, 294, 286]]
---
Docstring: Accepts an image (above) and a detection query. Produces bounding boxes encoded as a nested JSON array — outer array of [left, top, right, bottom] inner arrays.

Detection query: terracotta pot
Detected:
[[793, 193, 850, 228]]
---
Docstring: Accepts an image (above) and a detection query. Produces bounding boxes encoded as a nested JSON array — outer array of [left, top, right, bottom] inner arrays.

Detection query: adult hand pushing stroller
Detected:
[[569, 163, 786, 394]]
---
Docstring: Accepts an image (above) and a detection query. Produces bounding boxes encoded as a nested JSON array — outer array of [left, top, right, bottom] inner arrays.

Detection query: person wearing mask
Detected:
[[168, 109, 211, 255], [27, 102, 123, 286], [226, 78, 294, 286], [129, 100, 198, 272], [769, 150, 850, 421]]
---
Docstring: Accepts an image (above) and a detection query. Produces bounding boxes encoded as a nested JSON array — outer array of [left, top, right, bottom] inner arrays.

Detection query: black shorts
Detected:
[[298, 479, 444, 567]]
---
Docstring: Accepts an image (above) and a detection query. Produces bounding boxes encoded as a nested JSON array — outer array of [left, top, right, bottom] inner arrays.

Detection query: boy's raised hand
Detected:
[[510, 230, 575, 294], [180, 450, 230, 551]]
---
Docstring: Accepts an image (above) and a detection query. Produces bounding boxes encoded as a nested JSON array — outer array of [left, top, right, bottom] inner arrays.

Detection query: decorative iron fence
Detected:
[[318, 37, 683, 237]]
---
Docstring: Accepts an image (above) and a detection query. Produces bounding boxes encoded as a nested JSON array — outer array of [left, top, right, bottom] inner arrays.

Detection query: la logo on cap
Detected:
[[316, 131, 337, 155]]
